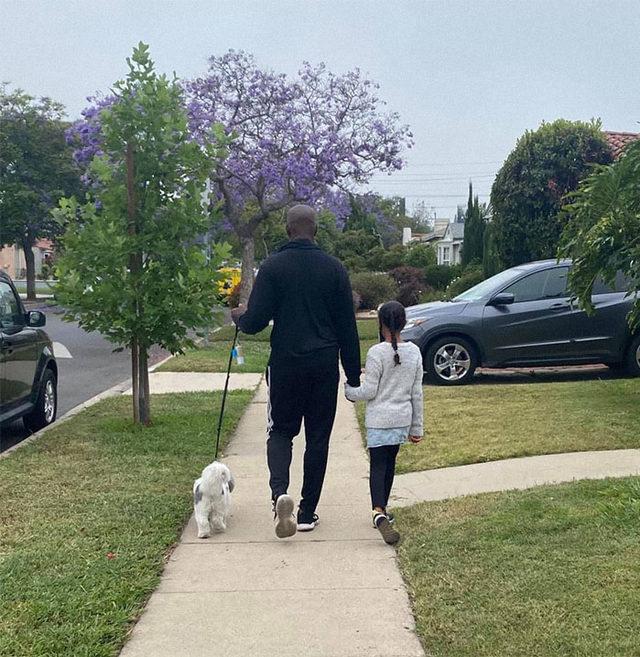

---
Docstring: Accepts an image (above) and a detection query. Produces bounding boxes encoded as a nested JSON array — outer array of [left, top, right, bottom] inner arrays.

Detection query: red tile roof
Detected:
[[604, 131, 640, 159]]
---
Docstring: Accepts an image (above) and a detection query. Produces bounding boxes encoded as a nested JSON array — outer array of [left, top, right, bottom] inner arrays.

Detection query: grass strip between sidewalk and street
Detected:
[[395, 476, 640, 657], [356, 377, 640, 472], [0, 390, 253, 657]]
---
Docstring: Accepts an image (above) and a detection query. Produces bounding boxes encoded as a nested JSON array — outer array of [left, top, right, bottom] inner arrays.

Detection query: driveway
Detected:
[[1, 304, 167, 452]]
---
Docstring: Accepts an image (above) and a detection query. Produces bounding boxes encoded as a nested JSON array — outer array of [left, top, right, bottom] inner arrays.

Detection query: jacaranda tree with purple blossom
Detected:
[[185, 51, 412, 300]]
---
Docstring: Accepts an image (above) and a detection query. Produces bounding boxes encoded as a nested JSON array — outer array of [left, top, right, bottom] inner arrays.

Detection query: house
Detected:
[[604, 131, 639, 158], [0, 239, 54, 279], [436, 222, 465, 266], [422, 219, 451, 244], [401, 219, 450, 246]]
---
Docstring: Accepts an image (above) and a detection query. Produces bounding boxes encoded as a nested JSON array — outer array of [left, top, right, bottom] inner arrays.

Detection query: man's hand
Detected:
[[408, 435, 422, 444], [230, 304, 246, 325]]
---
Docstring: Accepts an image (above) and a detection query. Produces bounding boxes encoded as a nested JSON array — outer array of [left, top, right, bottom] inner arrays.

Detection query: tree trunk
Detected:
[[21, 237, 37, 301], [239, 235, 256, 305], [138, 341, 151, 426], [131, 337, 140, 424], [126, 141, 151, 425]]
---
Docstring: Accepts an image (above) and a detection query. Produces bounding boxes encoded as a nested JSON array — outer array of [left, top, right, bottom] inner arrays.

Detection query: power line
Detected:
[[405, 160, 503, 166], [371, 178, 496, 184], [399, 193, 490, 198], [370, 171, 497, 178]]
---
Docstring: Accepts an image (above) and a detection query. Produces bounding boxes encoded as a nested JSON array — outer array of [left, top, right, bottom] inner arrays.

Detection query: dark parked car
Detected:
[[402, 260, 640, 385], [0, 271, 58, 431]]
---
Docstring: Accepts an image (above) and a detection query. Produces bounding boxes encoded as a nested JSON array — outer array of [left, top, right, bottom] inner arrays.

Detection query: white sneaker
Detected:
[[297, 513, 319, 532], [274, 495, 297, 539]]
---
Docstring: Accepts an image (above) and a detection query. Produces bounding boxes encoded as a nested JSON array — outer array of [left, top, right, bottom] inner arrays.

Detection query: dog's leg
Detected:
[[194, 487, 212, 538], [195, 507, 211, 538], [210, 513, 226, 532]]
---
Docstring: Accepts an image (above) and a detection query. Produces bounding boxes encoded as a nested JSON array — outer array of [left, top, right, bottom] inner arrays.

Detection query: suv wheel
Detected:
[[425, 336, 477, 386], [624, 334, 640, 377], [24, 369, 57, 432]]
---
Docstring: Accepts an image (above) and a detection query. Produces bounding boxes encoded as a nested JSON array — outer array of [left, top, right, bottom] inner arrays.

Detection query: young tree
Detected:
[[559, 138, 640, 331], [0, 86, 80, 299], [490, 119, 612, 268], [56, 44, 229, 424], [185, 52, 412, 300]]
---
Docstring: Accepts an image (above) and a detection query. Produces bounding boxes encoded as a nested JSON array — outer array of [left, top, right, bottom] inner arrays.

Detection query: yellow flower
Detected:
[[217, 267, 241, 298]]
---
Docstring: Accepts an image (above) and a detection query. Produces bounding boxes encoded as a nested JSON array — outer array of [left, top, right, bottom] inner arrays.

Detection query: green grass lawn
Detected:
[[356, 378, 640, 473], [0, 391, 252, 657], [159, 319, 380, 373], [158, 341, 272, 373], [210, 319, 378, 343], [396, 477, 640, 656]]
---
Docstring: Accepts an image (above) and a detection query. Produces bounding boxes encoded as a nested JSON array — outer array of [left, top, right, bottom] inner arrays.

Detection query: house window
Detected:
[[442, 246, 450, 266]]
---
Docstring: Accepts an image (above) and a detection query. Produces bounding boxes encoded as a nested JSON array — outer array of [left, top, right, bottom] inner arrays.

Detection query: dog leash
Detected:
[[214, 324, 240, 461]]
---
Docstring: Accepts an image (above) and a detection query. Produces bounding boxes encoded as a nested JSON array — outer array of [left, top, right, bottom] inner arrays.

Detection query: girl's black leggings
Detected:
[[369, 444, 400, 510]]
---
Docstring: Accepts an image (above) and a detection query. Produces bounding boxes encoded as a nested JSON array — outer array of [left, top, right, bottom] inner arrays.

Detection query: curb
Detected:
[[0, 328, 232, 460], [1, 325, 228, 460]]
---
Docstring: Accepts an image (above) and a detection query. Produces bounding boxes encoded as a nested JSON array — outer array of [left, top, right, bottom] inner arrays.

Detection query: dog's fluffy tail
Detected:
[[201, 461, 235, 495]]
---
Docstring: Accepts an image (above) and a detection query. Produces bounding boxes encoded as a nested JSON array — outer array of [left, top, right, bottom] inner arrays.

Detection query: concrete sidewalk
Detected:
[[120, 382, 424, 657], [123, 371, 263, 395], [392, 448, 640, 507]]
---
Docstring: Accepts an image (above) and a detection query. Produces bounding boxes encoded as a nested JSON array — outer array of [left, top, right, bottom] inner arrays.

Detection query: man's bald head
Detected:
[[286, 204, 317, 240]]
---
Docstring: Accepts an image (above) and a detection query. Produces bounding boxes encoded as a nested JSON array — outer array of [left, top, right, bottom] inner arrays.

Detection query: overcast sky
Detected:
[[2, 0, 638, 216]]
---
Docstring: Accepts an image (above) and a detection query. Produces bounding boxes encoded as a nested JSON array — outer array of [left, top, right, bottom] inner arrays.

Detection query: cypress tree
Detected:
[[462, 181, 475, 266]]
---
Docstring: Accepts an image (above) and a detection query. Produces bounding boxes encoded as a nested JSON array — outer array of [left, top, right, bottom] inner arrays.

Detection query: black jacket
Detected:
[[238, 239, 361, 386]]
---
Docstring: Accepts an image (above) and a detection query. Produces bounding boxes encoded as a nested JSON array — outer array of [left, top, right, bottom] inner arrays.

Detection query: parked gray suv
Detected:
[[402, 260, 639, 385], [0, 271, 58, 431]]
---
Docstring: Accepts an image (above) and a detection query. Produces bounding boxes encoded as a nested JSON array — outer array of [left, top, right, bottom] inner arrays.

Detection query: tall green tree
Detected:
[[55, 44, 229, 425], [482, 220, 500, 277], [462, 181, 487, 266], [491, 119, 612, 268], [559, 138, 640, 332], [0, 85, 80, 299]]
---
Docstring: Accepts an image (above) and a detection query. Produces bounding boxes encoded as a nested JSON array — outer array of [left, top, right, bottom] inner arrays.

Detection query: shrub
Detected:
[[418, 289, 445, 304], [350, 272, 399, 310], [366, 244, 406, 272], [423, 264, 461, 290], [404, 243, 436, 269], [445, 266, 485, 299], [491, 119, 612, 268], [334, 230, 380, 272], [388, 266, 427, 307]]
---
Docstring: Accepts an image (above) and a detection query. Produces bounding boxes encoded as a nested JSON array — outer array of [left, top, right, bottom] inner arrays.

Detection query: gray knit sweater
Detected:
[[344, 341, 424, 435]]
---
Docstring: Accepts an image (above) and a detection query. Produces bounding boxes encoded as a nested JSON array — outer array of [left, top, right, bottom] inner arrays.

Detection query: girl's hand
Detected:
[[409, 435, 422, 444]]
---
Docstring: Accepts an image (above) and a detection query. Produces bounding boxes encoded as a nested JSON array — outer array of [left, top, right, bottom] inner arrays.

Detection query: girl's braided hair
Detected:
[[378, 300, 406, 366]]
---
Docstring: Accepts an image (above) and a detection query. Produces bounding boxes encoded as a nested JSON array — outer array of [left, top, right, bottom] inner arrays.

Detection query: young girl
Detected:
[[345, 301, 423, 545]]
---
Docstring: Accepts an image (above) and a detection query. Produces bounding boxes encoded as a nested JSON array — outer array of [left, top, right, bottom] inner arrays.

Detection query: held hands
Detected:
[[408, 435, 422, 444], [343, 382, 357, 403]]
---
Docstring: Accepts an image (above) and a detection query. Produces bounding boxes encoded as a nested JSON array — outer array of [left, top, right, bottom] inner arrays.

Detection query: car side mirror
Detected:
[[26, 310, 46, 327], [488, 293, 515, 306]]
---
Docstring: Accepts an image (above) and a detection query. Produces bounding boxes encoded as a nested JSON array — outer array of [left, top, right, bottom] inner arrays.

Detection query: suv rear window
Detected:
[[593, 272, 630, 294], [503, 267, 569, 303]]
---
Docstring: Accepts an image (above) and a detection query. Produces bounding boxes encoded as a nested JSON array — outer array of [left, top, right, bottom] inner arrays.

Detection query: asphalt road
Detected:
[[1, 304, 167, 451]]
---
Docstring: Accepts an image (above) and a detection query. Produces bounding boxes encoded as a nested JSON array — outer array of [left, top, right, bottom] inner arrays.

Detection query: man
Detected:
[[232, 205, 361, 539]]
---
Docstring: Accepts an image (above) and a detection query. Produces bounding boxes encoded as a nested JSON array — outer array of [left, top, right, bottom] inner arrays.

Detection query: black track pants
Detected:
[[369, 444, 400, 510], [266, 361, 339, 521]]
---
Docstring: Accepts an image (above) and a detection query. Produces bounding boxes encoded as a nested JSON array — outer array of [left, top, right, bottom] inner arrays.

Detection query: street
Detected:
[[0, 304, 167, 451]]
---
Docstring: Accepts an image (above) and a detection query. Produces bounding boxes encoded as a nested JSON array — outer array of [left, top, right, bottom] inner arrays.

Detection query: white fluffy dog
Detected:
[[193, 461, 235, 538]]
